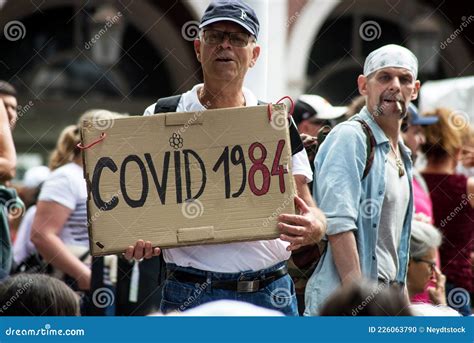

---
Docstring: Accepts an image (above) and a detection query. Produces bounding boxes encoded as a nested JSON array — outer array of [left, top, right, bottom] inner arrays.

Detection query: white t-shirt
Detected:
[[38, 163, 89, 247], [144, 84, 313, 272], [376, 154, 410, 281], [13, 205, 37, 264]]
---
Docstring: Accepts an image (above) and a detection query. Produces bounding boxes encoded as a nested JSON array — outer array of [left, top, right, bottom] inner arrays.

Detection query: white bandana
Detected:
[[363, 44, 418, 79]]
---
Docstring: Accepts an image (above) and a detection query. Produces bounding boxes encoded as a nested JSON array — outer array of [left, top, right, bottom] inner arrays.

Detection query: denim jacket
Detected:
[[304, 107, 413, 315]]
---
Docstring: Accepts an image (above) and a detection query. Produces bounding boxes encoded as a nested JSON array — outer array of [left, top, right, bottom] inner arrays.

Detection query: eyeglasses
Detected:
[[202, 29, 254, 47], [412, 257, 436, 272]]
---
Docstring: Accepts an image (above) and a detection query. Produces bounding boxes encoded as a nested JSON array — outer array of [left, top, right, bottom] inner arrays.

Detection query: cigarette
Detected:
[[396, 101, 402, 112]]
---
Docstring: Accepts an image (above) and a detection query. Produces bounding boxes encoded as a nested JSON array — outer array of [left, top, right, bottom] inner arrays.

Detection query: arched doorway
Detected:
[[288, 0, 473, 105]]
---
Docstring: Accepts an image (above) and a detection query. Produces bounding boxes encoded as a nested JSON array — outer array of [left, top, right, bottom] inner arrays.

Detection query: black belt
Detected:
[[167, 266, 288, 293]]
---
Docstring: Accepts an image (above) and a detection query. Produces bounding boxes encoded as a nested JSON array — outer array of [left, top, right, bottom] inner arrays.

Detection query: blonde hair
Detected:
[[49, 109, 128, 170], [48, 125, 80, 170], [422, 108, 471, 162]]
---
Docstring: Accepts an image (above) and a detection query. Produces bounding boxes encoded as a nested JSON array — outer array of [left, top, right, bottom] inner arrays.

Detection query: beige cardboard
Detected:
[[81, 104, 296, 256]]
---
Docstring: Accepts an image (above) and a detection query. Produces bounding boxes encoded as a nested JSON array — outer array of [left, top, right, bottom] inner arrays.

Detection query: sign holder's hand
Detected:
[[124, 240, 161, 261], [278, 195, 324, 251]]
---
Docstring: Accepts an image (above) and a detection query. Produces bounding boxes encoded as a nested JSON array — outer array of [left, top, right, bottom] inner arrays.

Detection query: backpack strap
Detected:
[[353, 118, 376, 180], [155, 96, 263, 113], [153, 95, 182, 114]]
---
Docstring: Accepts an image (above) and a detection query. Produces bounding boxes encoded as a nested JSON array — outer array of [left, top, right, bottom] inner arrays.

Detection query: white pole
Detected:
[[244, 0, 287, 102]]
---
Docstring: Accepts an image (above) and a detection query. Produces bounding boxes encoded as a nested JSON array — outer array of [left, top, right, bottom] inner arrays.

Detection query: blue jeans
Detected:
[[160, 262, 298, 316]]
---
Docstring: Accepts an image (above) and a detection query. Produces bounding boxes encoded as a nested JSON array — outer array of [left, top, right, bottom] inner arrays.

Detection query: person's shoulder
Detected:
[[448, 173, 469, 184], [143, 86, 199, 115], [143, 103, 156, 116], [48, 163, 81, 180], [59, 162, 81, 172], [326, 119, 366, 141]]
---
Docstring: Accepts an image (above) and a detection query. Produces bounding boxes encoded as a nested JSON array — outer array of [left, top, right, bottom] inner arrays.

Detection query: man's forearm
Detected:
[[328, 230, 361, 285]]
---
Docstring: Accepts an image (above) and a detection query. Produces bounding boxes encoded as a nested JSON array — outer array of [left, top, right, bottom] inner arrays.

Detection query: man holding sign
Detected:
[[125, 0, 326, 315]]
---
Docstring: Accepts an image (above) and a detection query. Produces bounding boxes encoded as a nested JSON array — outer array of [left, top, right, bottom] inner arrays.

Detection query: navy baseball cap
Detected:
[[200, 0, 260, 38], [408, 103, 438, 126]]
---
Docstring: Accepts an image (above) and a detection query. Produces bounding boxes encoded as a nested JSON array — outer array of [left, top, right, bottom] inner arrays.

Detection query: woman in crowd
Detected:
[[421, 108, 474, 316], [30, 123, 91, 290], [407, 220, 446, 305], [31, 110, 124, 292]]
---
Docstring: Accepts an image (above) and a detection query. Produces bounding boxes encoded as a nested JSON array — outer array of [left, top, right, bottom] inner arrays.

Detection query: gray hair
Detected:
[[409, 220, 442, 259]]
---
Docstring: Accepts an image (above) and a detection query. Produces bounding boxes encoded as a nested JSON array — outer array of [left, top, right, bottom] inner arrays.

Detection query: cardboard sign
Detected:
[[81, 104, 296, 256]]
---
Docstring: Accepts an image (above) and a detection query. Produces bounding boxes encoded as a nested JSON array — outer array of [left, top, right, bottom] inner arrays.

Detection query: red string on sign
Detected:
[[267, 103, 272, 122], [276, 96, 295, 117], [267, 96, 295, 122], [76, 132, 107, 150]]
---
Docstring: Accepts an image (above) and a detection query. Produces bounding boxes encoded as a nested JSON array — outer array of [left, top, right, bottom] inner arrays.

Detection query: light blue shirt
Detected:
[[304, 107, 413, 315]]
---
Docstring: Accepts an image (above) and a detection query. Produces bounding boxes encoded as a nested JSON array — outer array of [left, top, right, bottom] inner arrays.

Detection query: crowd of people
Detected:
[[0, 0, 473, 317]]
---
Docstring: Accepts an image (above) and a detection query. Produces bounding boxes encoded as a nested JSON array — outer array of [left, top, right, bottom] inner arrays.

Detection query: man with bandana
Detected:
[[304, 44, 420, 315]]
